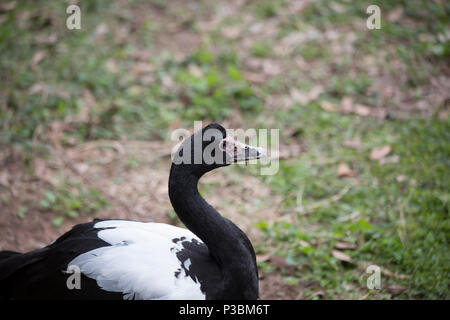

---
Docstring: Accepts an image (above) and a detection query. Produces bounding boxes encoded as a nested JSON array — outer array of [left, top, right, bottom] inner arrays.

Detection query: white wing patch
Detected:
[[184, 258, 192, 271], [68, 220, 205, 300]]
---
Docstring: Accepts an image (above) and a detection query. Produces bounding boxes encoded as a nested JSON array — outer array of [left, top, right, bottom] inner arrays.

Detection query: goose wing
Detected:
[[68, 220, 209, 300]]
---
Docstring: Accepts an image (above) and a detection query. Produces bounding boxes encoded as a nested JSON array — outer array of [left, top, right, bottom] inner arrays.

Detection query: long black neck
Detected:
[[168, 164, 259, 298]]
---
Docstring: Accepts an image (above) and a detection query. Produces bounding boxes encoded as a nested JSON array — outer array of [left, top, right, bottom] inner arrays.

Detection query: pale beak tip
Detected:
[[256, 147, 266, 158]]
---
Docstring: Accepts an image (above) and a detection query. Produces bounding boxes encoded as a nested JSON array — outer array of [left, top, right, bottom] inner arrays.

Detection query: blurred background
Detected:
[[0, 0, 449, 299]]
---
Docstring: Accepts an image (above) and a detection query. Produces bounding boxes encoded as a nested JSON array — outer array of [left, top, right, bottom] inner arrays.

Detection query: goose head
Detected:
[[172, 123, 265, 178]]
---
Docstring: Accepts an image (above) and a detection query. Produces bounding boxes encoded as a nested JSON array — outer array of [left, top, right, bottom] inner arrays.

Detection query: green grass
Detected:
[[0, 0, 448, 299], [39, 181, 108, 226], [256, 104, 449, 299], [251, 40, 273, 58]]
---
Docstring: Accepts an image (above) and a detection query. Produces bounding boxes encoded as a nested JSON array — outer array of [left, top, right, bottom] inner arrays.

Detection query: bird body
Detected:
[[0, 123, 263, 300], [68, 220, 207, 300]]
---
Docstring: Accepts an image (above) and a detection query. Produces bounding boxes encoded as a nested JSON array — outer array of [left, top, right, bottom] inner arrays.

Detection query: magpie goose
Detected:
[[0, 123, 265, 300]]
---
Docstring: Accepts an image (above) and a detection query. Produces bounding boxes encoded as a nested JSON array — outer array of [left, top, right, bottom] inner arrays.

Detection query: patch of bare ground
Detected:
[[0, 139, 283, 255], [259, 273, 306, 300]]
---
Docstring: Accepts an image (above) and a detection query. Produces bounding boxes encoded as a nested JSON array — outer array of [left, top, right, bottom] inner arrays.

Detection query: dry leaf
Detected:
[[0, 171, 9, 186], [114, 25, 130, 44], [320, 101, 338, 112], [340, 98, 378, 118], [34, 158, 57, 185], [31, 50, 46, 71], [256, 253, 271, 263], [372, 108, 388, 120], [34, 33, 57, 45], [139, 74, 154, 85], [358, 293, 370, 300], [15, 10, 30, 28], [245, 57, 263, 70], [262, 60, 281, 76], [290, 88, 308, 105], [308, 85, 323, 101], [73, 163, 89, 174], [438, 109, 449, 121], [47, 121, 65, 149], [343, 139, 362, 150], [354, 104, 371, 117], [105, 59, 119, 73], [128, 85, 143, 95], [335, 242, 358, 250], [312, 290, 326, 298], [273, 144, 302, 160], [95, 23, 109, 38], [29, 83, 46, 95], [243, 71, 265, 83], [129, 48, 152, 61], [292, 85, 323, 105], [370, 145, 392, 160], [131, 62, 154, 76], [221, 26, 241, 39], [338, 211, 360, 222], [341, 96, 354, 113], [76, 89, 96, 123], [289, 0, 311, 14], [337, 163, 356, 178], [55, 85, 70, 100], [387, 7, 403, 22], [161, 74, 175, 89], [379, 155, 400, 165], [386, 284, 407, 296], [330, 2, 346, 13], [331, 249, 352, 262], [188, 64, 203, 78], [396, 175, 407, 182], [270, 254, 289, 268], [299, 240, 310, 247], [0, 1, 16, 12]]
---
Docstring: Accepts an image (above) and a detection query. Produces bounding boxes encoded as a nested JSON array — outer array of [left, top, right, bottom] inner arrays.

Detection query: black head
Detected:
[[171, 123, 265, 178]]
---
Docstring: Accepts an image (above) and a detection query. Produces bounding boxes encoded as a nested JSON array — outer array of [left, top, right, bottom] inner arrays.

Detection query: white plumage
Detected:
[[68, 220, 205, 300]]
